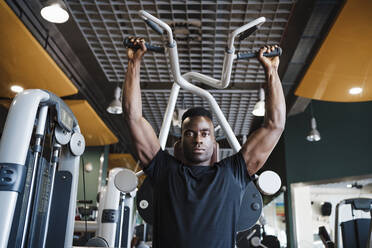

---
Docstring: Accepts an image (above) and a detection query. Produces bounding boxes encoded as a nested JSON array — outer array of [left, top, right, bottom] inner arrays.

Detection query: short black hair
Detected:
[[181, 107, 213, 124]]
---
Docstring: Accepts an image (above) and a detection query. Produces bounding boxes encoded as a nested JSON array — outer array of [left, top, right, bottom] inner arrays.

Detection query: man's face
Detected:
[[181, 116, 215, 166]]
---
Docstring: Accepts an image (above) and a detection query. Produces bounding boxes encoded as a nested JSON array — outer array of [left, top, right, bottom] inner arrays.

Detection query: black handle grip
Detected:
[[238, 26, 258, 41], [145, 19, 163, 35], [123, 37, 164, 53], [77, 200, 93, 204], [236, 47, 282, 60]]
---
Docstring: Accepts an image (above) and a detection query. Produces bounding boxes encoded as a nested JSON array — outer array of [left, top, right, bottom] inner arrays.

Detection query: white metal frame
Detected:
[[0, 90, 49, 248], [136, 11, 273, 185], [139, 10, 265, 152], [97, 168, 136, 248]]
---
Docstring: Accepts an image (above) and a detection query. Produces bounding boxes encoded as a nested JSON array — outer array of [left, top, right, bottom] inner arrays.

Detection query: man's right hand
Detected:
[[127, 37, 147, 63]]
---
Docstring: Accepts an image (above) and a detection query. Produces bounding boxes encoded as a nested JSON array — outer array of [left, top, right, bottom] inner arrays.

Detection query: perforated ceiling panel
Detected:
[[67, 0, 294, 84]]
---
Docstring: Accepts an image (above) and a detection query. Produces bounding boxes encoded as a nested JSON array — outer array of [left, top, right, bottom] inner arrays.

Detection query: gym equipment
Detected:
[[236, 222, 281, 248], [0, 89, 85, 248], [134, 223, 151, 248], [123, 37, 281, 58], [368, 210, 372, 248], [318, 226, 335, 248], [86, 168, 136, 247], [123, 10, 282, 231], [114, 168, 138, 194], [334, 198, 372, 248], [236, 224, 261, 248], [321, 202, 332, 216], [76, 200, 98, 221], [123, 37, 165, 53]]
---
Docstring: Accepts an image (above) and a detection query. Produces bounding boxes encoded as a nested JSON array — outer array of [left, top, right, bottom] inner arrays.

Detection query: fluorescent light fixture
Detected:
[[10, 85, 24, 93], [107, 86, 123, 114], [349, 87, 363, 95], [40, 1, 69, 24], [252, 88, 265, 117]]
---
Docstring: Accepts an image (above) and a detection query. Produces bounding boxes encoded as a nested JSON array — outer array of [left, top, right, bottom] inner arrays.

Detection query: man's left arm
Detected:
[[240, 45, 286, 176]]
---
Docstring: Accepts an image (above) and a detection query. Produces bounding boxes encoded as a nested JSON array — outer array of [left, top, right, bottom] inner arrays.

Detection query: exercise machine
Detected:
[[236, 216, 281, 248], [334, 198, 372, 248], [318, 226, 335, 248], [122, 10, 282, 231], [0, 89, 85, 248], [85, 167, 136, 247]]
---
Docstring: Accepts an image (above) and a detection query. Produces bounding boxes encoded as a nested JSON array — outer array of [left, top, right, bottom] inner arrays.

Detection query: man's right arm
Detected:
[[122, 38, 160, 167]]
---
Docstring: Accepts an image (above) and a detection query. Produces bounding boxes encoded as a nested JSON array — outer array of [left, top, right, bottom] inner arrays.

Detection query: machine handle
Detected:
[[238, 26, 258, 41], [123, 37, 165, 53], [144, 19, 164, 35], [236, 47, 282, 60], [77, 200, 93, 204]]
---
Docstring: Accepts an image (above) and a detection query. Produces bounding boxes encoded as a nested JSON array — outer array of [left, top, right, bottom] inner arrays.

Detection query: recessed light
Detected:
[[10, 85, 24, 93], [349, 87, 363, 95]]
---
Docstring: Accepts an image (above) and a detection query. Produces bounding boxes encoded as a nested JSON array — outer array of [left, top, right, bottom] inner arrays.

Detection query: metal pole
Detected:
[[20, 106, 48, 248], [41, 143, 61, 248]]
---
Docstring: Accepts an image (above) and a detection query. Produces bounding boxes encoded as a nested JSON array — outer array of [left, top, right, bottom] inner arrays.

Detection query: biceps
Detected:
[[127, 118, 160, 166]]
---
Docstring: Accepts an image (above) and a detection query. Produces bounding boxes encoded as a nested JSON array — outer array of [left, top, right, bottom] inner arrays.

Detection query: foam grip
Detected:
[[144, 19, 163, 35], [236, 47, 282, 60], [77, 200, 93, 204], [123, 37, 164, 53], [238, 26, 258, 41]]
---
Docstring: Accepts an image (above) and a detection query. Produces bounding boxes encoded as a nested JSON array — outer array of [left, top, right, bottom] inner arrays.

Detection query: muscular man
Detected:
[[122, 38, 286, 248]]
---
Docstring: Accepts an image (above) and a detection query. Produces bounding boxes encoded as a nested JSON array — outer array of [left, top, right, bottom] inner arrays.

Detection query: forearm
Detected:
[[123, 60, 142, 121], [263, 68, 286, 130]]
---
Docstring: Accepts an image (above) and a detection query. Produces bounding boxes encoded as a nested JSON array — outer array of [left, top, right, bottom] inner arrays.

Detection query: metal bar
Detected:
[[20, 106, 49, 248], [41, 143, 61, 248], [158, 83, 180, 149]]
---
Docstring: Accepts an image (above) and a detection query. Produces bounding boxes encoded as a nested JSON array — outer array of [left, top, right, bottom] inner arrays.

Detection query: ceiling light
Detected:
[[10, 85, 24, 93], [346, 184, 352, 188], [252, 88, 265, 116], [306, 117, 321, 142], [107, 86, 122, 114], [172, 108, 187, 127], [40, 0, 69, 24], [306, 101, 321, 142], [349, 87, 363, 95]]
